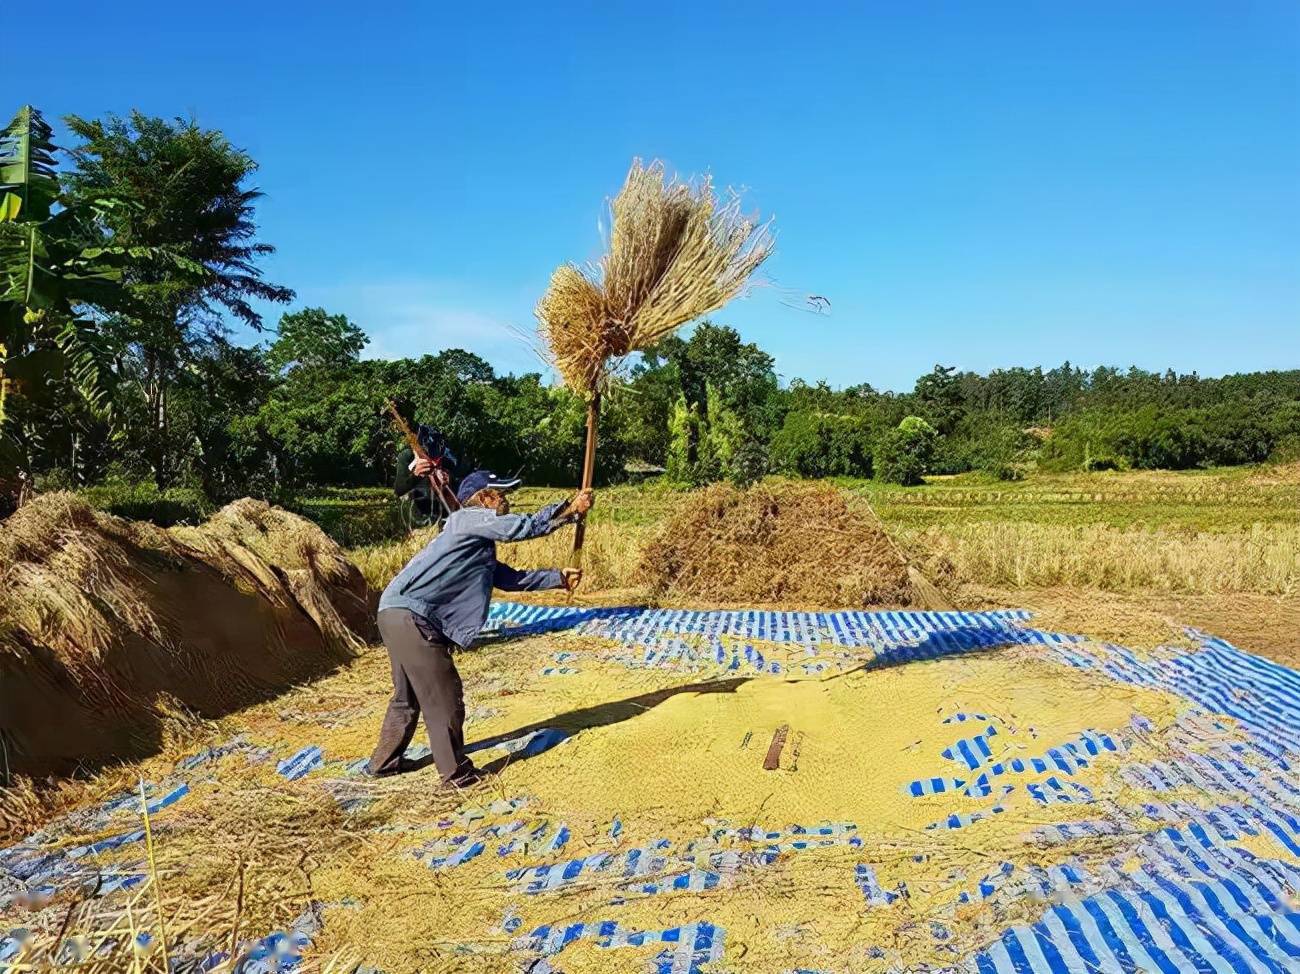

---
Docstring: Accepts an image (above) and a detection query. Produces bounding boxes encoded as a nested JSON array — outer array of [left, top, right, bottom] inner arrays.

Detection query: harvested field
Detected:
[[4, 600, 1300, 973], [637, 482, 922, 607], [967, 585, 1300, 664], [9, 472, 1298, 972], [0, 494, 369, 784]]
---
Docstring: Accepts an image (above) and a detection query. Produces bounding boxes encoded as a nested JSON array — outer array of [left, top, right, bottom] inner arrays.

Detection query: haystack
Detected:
[[639, 482, 934, 607], [0, 494, 370, 779]]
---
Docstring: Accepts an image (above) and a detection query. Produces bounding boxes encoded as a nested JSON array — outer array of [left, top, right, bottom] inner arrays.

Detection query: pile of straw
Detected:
[[638, 482, 935, 607], [536, 159, 774, 395], [0, 494, 369, 780]]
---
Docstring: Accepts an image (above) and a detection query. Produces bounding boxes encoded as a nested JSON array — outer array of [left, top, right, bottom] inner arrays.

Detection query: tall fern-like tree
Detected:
[[64, 111, 294, 488]]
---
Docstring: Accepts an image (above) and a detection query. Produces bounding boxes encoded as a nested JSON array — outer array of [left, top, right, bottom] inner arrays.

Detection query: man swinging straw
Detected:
[[367, 470, 593, 786]]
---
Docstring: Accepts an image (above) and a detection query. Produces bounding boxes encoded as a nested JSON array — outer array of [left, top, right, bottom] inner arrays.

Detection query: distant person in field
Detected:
[[368, 470, 594, 786], [394, 423, 461, 529]]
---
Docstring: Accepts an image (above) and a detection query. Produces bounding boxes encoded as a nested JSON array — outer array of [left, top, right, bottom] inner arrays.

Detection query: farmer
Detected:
[[394, 423, 461, 529], [367, 470, 594, 785]]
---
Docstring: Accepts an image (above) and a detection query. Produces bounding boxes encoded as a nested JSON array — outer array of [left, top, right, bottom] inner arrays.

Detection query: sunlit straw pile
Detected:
[[0, 494, 369, 781], [638, 482, 929, 607], [535, 159, 774, 394]]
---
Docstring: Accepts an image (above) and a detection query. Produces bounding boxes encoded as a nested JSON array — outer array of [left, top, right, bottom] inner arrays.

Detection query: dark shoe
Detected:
[[446, 763, 487, 788], [364, 757, 415, 778]]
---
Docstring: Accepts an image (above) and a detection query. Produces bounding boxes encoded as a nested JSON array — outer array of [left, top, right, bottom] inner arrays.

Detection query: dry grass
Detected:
[[964, 584, 1300, 664], [349, 526, 438, 596], [0, 494, 368, 782], [535, 159, 774, 394], [638, 482, 919, 607], [2, 775, 373, 973], [350, 489, 666, 595], [352, 520, 650, 596], [351, 477, 1299, 602], [917, 521, 1300, 596]]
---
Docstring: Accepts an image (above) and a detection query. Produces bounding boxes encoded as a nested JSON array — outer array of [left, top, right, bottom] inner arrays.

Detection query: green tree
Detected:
[[913, 364, 963, 434], [0, 106, 185, 508], [665, 393, 703, 485], [875, 416, 938, 486], [171, 339, 277, 500], [620, 349, 679, 464], [770, 410, 873, 479], [653, 321, 777, 485], [64, 111, 293, 488], [266, 307, 368, 374], [705, 383, 769, 487], [661, 321, 777, 426]]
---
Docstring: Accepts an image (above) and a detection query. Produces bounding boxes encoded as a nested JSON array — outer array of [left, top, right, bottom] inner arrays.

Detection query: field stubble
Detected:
[[353, 470, 1299, 602]]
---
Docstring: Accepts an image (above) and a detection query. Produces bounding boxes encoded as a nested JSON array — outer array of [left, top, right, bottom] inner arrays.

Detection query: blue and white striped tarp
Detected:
[[8, 604, 1300, 974], [479, 604, 1300, 973], [519, 919, 725, 973], [482, 603, 1053, 680], [276, 745, 325, 780]]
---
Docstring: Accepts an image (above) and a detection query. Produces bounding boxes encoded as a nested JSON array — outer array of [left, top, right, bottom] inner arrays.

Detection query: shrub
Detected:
[[875, 416, 937, 486], [1082, 454, 1121, 473], [727, 439, 770, 488], [80, 477, 210, 526], [1269, 434, 1300, 465], [985, 426, 1037, 480], [289, 491, 408, 546], [770, 411, 873, 479]]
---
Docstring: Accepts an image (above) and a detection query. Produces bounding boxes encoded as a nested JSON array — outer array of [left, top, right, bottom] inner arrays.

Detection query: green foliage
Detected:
[[1040, 400, 1300, 473], [0, 106, 166, 507], [954, 424, 1036, 481], [288, 489, 407, 547], [7, 102, 1298, 515], [172, 339, 280, 500], [913, 364, 962, 434], [1270, 435, 1300, 465], [659, 321, 777, 429], [63, 110, 292, 489], [875, 416, 938, 486], [64, 111, 294, 331], [267, 307, 368, 374], [662, 382, 765, 487], [655, 323, 776, 487], [704, 382, 768, 487], [80, 475, 209, 525], [665, 393, 704, 486], [770, 410, 873, 479], [619, 352, 677, 463]]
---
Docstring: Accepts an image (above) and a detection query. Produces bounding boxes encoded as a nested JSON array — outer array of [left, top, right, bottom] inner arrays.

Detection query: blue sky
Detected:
[[14, 1, 1299, 391]]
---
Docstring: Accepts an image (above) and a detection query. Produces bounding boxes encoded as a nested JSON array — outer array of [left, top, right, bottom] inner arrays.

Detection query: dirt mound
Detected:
[[639, 482, 917, 607], [0, 494, 371, 779]]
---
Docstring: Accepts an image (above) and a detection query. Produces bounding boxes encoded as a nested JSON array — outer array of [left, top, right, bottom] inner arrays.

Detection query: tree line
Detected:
[[4, 105, 1298, 517]]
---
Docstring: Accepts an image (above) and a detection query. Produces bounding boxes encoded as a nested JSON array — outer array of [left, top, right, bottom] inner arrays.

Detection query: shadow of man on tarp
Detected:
[[469, 677, 749, 775], [476, 604, 651, 646], [815, 620, 1036, 685]]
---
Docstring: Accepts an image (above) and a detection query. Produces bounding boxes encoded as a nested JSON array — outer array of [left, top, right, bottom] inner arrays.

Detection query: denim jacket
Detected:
[[378, 501, 571, 647]]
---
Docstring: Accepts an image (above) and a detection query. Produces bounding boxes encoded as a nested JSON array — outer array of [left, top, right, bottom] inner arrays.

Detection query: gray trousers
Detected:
[[368, 608, 474, 782]]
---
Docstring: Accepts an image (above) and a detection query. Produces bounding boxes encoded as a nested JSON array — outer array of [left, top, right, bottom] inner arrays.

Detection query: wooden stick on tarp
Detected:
[[568, 392, 600, 570]]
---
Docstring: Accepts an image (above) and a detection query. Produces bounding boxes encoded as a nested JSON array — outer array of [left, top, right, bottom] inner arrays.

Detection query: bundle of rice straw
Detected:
[[535, 159, 774, 566]]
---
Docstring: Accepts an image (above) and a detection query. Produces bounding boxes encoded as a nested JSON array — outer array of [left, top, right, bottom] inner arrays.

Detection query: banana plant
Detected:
[[0, 106, 200, 505]]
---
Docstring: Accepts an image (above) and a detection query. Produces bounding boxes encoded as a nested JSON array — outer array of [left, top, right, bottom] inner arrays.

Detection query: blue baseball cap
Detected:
[[456, 470, 523, 505]]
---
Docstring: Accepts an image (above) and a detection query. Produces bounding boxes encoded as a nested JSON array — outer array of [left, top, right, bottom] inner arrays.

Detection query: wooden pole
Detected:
[[568, 391, 601, 569], [385, 400, 461, 514]]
